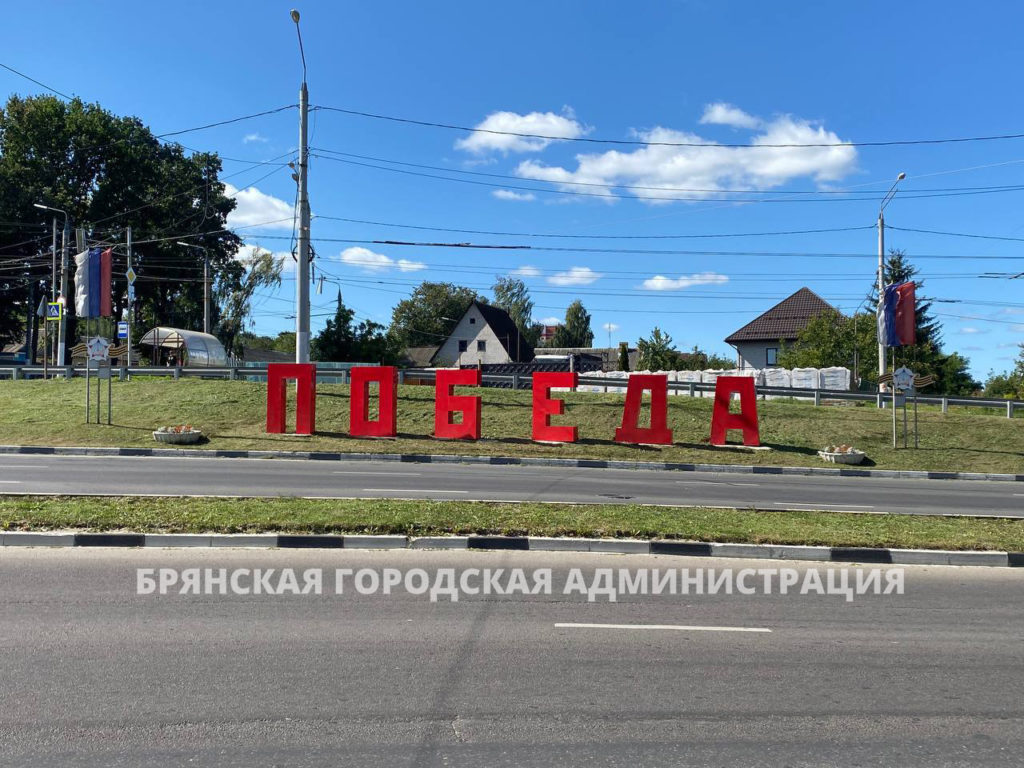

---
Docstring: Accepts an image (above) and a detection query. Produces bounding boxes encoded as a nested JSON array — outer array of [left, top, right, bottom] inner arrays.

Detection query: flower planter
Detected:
[[817, 449, 866, 465], [153, 429, 203, 445]]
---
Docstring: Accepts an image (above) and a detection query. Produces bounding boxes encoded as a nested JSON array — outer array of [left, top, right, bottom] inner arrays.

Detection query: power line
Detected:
[[313, 153, 1024, 204], [0, 61, 74, 100], [888, 226, 1024, 243], [155, 105, 296, 139], [312, 103, 1024, 149], [312, 147, 1024, 197], [314, 215, 875, 240]]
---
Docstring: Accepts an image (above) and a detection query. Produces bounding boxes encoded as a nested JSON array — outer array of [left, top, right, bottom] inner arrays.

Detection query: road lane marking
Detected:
[[0, 465, 50, 469], [772, 502, 875, 509], [555, 623, 771, 634], [0, 480, 22, 484], [676, 480, 761, 487], [361, 488, 469, 494], [332, 471, 422, 476]]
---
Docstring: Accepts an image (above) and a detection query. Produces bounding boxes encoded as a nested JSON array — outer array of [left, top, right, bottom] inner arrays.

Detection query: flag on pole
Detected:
[[74, 247, 113, 318], [878, 281, 916, 347]]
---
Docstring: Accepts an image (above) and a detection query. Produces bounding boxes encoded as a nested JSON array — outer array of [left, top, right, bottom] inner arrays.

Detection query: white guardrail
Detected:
[[0, 364, 1020, 418]]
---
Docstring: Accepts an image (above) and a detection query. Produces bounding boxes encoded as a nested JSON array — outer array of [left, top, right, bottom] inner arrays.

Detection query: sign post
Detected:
[[85, 337, 111, 424]]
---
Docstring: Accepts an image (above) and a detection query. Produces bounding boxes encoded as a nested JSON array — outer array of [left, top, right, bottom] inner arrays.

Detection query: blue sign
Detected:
[[117, 322, 129, 339]]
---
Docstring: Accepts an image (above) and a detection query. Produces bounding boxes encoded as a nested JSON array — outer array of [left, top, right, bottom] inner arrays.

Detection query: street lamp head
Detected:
[[290, 9, 300, 23], [896, 172, 906, 181], [33, 203, 48, 211]]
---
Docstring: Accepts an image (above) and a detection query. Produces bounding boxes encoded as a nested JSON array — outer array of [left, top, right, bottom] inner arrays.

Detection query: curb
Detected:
[[1, 531, 1020, 568], [1, 444, 1022, 483]]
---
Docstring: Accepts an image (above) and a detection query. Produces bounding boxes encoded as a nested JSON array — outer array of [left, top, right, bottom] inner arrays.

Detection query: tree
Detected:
[[311, 290, 356, 361], [388, 281, 480, 348], [871, 250, 977, 394], [983, 345, 1024, 399], [674, 345, 735, 371], [217, 248, 283, 358], [549, 300, 593, 348], [778, 309, 875, 378], [636, 327, 678, 370], [313, 291, 399, 363], [617, 342, 630, 372], [492, 275, 541, 346], [0, 94, 243, 353]]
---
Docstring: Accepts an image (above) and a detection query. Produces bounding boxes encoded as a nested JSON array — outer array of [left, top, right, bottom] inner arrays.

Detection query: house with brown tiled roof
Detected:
[[724, 287, 839, 370]]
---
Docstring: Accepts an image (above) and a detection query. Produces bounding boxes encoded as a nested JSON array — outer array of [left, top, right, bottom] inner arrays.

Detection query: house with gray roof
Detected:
[[430, 300, 533, 367]]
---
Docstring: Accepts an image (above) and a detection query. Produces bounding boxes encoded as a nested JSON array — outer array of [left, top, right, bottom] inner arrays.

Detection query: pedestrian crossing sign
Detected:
[[46, 302, 62, 321]]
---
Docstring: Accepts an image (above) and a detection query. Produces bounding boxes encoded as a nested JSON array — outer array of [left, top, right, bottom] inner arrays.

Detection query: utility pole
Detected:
[[50, 217, 57, 367], [203, 250, 211, 334], [877, 208, 886, 382], [58, 218, 70, 366], [877, 172, 905, 386], [126, 226, 133, 369], [175, 241, 211, 334], [33, 203, 70, 367], [292, 9, 311, 364]]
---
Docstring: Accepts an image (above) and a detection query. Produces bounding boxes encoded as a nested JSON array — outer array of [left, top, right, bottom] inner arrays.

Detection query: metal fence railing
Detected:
[[1, 364, 1020, 418]]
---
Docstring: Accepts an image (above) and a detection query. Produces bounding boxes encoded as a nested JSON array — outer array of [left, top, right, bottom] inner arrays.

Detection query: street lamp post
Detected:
[[34, 203, 70, 367], [291, 9, 311, 364], [877, 172, 905, 385]]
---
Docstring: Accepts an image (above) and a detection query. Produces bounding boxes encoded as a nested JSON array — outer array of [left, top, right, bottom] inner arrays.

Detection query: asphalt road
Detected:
[[0, 454, 1023, 516], [2, 548, 1023, 767]]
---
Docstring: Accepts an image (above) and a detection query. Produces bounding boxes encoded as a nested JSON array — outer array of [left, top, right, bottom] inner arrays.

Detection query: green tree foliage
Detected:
[[983, 345, 1024, 399], [778, 310, 876, 381], [780, 252, 978, 394], [312, 291, 398, 363], [492, 275, 541, 347], [549, 299, 594, 348], [673, 345, 735, 371], [0, 95, 244, 352], [216, 247, 282, 357], [874, 250, 977, 394], [388, 281, 480, 348], [636, 327, 678, 370], [617, 341, 630, 372]]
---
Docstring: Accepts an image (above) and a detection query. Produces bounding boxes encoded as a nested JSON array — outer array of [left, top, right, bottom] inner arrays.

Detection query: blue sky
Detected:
[[4, 0, 1024, 377]]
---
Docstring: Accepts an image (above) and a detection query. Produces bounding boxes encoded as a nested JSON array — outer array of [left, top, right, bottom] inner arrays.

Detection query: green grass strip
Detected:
[[3, 496, 1024, 552]]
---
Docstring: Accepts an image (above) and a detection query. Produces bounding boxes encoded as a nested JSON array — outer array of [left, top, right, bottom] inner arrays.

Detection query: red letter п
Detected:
[[266, 363, 316, 435], [434, 368, 482, 440]]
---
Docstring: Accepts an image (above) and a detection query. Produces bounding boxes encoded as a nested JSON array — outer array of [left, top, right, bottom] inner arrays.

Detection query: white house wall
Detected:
[[432, 304, 513, 366]]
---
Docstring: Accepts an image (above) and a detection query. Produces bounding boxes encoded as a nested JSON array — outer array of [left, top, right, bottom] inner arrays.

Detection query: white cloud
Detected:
[[456, 108, 587, 154], [699, 102, 763, 130], [641, 272, 729, 291], [1001, 308, 1024, 315], [516, 108, 857, 205], [602, 322, 620, 333], [242, 132, 269, 144], [539, 316, 561, 325], [338, 246, 425, 273], [510, 265, 540, 277], [492, 189, 536, 201], [962, 345, 984, 352], [548, 266, 601, 286], [224, 183, 295, 230], [959, 326, 988, 335]]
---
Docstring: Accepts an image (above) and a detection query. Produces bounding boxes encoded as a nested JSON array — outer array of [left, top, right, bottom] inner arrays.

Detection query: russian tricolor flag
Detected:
[[877, 281, 916, 348], [74, 247, 113, 318]]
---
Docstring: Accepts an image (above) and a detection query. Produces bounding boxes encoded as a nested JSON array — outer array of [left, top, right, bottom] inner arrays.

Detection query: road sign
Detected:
[[127, 285, 135, 302], [46, 302, 62, 321], [86, 336, 110, 362], [117, 322, 129, 339], [125, 267, 137, 285], [36, 296, 47, 317]]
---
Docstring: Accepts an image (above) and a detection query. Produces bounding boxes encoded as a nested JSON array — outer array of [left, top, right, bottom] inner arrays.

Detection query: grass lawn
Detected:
[[3, 495, 1024, 551], [0, 377, 1021, 473]]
